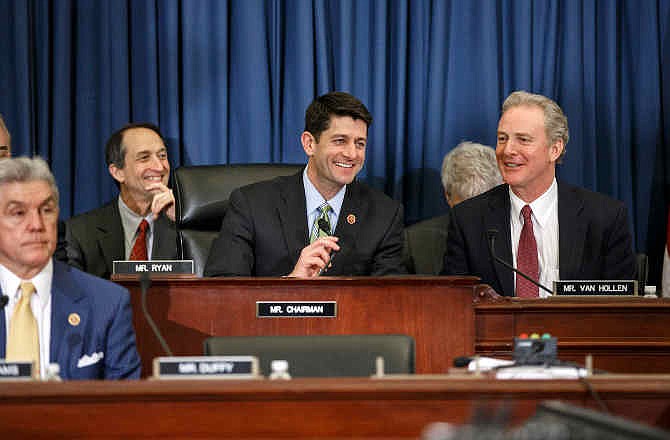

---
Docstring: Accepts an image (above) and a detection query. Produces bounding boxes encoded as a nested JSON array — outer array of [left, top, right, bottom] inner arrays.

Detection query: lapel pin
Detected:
[[68, 313, 81, 326], [347, 214, 356, 225]]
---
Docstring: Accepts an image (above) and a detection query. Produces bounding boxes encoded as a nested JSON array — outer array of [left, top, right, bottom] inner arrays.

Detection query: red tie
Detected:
[[129, 220, 149, 260], [516, 205, 539, 297]]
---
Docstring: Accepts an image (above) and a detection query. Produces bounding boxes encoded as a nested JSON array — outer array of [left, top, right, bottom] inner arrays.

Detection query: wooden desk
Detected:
[[1, 376, 668, 438], [475, 295, 670, 373], [120, 276, 478, 377]]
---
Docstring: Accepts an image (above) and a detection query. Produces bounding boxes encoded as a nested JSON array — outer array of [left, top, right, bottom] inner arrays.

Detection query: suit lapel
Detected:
[[558, 182, 586, 280], [50, 262, 87, 368], [332, 182, 364, 273], [486, 186, 514, 296], [278, 173, 309, 261], [98, 201, 125, 270]]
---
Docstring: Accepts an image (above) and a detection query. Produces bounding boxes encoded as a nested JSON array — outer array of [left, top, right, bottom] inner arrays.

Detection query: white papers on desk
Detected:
[[467, 357, 514, 372], [495, 365, 587, 380]]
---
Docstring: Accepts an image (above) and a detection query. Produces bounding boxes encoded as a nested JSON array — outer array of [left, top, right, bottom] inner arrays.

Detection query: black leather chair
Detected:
[[173, 164, 304, 276], [203, 334, 415, 377]]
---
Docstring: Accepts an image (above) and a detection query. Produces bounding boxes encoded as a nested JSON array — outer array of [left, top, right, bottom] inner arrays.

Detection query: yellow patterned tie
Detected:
[[6, 282, 40, 375]]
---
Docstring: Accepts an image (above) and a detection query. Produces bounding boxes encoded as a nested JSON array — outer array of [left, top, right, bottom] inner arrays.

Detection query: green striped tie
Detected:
[[310, 204, 332, 243]]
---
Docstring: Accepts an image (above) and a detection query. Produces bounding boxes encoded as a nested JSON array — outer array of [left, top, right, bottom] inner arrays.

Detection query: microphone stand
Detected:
[[487, 229, 553, 295], [140, 272, 174, 356]]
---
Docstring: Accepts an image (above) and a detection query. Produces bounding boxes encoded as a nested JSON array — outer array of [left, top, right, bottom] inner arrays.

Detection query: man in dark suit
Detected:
[[204, 92, 406, 277], [404, 142, 501, 274], [0, 157, 140, 379], [61, 123, 178, 279], [444, 91, 635, 296]]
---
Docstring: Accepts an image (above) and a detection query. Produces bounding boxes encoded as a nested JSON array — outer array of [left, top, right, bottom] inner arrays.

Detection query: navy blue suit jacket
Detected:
[[444, 182, 636, 296], [0, 260, 141, 379]]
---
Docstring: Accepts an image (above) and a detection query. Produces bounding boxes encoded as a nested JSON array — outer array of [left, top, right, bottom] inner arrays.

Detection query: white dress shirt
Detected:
[[2, 260, 53, 379], [509, 179, 559, 297]]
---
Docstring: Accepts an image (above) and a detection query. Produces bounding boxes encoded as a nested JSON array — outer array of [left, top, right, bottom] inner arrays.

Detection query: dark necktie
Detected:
[[310, 204, 332, 243], [130, 219, 149, 260], [516, 205, 539, 297]]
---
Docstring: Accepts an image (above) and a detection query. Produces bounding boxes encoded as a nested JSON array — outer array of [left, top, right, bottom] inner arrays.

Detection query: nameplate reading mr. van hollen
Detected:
[[257, 301, 337, 318], [553, 280, 637, 296]]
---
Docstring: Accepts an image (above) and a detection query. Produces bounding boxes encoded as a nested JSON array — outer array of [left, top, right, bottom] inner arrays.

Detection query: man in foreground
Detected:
[[0, 157, 140, 379]]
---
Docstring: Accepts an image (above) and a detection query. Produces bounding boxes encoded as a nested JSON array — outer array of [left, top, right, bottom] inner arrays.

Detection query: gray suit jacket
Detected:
[[204, 171, 407, 277], [60, 199, 178, 279], [403, 214, 449, 275], [444, 182, 636, 296]]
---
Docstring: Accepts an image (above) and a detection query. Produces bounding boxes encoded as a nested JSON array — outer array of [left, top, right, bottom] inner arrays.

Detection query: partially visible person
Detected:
[[404, 142, 502, 274], [0, 114, 12, 158], [444, 91, 635, 296], [204, 91, 406, 277], [61, 123, 178, 278], [0, 157, 140, 379]]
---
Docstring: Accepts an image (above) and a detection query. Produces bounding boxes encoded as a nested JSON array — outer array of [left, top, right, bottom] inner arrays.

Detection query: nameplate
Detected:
[[153, 356, 259, 379], [553, 280, 637, 296], [113, 260, 194, 275], [0, 361, 34, 380], [257, 301, 337, 318]]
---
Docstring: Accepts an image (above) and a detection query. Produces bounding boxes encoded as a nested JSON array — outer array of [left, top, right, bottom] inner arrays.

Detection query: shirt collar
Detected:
[[0, 259, 53, 303], [303, 166, 346, 218], [509, 178, 558, 228], [118, 196, 154, 234]]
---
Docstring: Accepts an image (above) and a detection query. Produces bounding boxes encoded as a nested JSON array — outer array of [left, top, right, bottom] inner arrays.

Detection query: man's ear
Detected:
[[301, 131, 316, 156], [108, 163, 125, 184], [550, 139, 564, 162]]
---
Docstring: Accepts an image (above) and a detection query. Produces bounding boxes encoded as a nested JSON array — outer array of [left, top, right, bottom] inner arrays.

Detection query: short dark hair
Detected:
[[105, 122, 166, 169], [304, 92, 372, 142]]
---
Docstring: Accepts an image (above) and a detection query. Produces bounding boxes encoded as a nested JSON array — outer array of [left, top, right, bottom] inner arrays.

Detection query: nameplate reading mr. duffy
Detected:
[[553, 280, 637, 296], [153, 356, 259, 380], [113, 260, 194, 275], [0, 361, 34, 381], [257, 301, 337, 318]]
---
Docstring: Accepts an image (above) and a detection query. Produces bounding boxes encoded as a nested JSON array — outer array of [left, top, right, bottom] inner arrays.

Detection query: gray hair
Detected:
[[0, 114, 10, 145], [441, 141, 502, 201], [502, 90, 569, 162], [0, 157, 59, 203]]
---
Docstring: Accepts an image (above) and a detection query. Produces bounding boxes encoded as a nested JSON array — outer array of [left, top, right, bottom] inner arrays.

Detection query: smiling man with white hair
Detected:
[[444, 91, 635, 297]]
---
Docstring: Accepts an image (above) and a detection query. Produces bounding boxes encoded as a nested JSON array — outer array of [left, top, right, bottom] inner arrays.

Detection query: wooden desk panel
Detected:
[[120, 276, 478, 377], [1, 376, 668, 438], [475, 296, 670, 373]]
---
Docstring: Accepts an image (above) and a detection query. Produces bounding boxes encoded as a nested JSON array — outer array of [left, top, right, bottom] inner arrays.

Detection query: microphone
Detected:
[[453, 356, 473, 368], [317, 218, 336, 275], [487, 229, 553, 295], [0, 294, 8, 309], [139, 272, 173, 356]]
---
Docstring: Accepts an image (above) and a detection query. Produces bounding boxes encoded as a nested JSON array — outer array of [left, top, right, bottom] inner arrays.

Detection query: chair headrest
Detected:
[[174, 163, 304, 230]]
